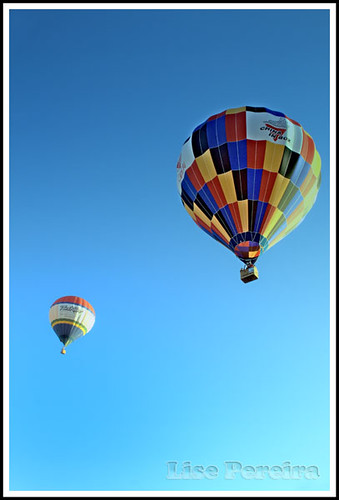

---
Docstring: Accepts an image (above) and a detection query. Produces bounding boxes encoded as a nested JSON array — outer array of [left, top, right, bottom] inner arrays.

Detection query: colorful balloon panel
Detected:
[[49, 296, 95, 348], [177, 106, 321, 265]]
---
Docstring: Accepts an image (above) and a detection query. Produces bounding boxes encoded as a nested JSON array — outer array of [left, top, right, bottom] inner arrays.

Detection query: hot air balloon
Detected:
[[177, 106, 321, 283], [49, 296, 95, 354]]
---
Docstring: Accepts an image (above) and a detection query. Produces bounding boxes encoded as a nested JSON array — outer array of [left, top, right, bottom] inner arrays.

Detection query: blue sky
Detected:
[[8, 6, 332, 493]]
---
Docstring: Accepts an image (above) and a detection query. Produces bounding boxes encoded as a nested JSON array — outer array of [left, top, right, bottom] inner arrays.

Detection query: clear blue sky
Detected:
[[9, 7, 331, 493]]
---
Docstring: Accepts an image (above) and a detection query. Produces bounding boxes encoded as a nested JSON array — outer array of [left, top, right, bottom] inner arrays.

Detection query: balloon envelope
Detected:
[[49, 296, 95, 349], [177, 106, 321, 266]]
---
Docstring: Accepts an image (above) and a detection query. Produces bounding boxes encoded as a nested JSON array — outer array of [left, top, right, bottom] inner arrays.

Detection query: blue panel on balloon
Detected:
[[219, 206, 238, 235], [247, 168, 263, 201], [289, 156, 306, 185], [206, 116, 227, 148], [199, 185, 219, 214], [254, 201, 268, 233], [193, 120, 207, 133], [292, 159, 310, 188], [283, 191, 303, 218], [181, 174, 197, 200], [264, 107, 286, 117], [227, 140, 247, 170]]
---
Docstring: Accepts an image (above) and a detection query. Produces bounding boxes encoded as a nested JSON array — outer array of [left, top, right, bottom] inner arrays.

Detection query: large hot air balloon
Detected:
[[177, 106, 321, 283], [49, 296, 95, 354]]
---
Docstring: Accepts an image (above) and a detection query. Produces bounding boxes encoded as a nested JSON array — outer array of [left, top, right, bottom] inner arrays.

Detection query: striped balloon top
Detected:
[[51, 296, 95, 315]]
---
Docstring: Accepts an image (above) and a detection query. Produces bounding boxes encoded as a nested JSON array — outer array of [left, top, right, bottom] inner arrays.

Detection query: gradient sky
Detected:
[[8, 6, 332, 493]]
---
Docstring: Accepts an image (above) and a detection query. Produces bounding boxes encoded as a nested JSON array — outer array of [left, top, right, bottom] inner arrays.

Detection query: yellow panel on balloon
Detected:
[[237, 200, 249, 233], [193, 203, 212, 227], [263, 141, 285, 172], [268, 174, 289, 207], [195, 150, 216, 183], [218, 171, 238, 204]]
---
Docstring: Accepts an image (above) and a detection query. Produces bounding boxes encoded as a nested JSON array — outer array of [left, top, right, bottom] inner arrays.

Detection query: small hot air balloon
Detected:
[[177, 106, 321, 283], [49, 296, 95, 354]]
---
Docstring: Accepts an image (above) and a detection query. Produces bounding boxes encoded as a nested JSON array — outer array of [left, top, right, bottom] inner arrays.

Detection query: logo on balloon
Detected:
[[260, 118, 290, 142], [60, 304, 82, 313]]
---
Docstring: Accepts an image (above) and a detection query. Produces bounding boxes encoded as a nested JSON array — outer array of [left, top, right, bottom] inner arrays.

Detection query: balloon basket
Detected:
[[61, 348, 66, 355], [240, 266, 259, 283]]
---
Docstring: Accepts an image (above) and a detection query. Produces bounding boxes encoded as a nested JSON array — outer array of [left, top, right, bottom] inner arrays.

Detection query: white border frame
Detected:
[[3, 3, 336, 497]]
